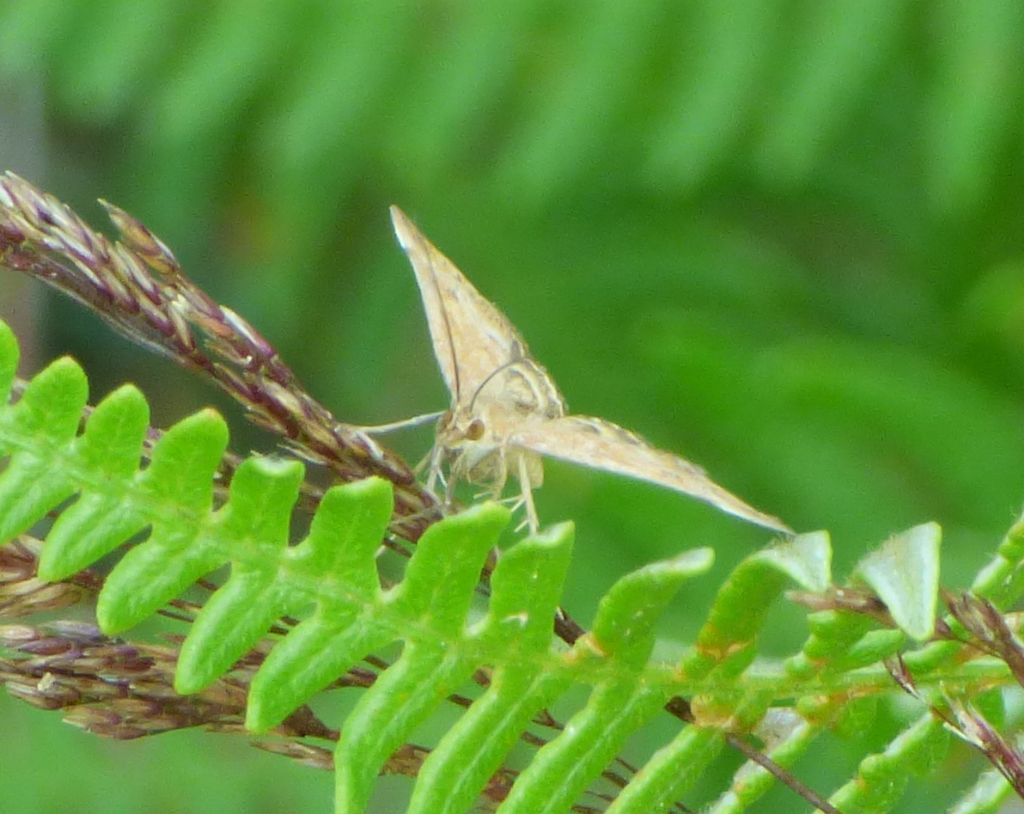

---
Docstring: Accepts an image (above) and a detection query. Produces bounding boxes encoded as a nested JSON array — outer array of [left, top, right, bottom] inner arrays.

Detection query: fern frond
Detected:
[[754, 0, 906, 184], [407, 525, 575, 814], [951, 765, 1016, 814], [924, 0, 1024, 215], [3, 291, 1024, 811], [12, 1, 1024, 220], [644, 0, 775, 191], [855, 523, 940, 640], [495, 0, 665, 205], [0, 315, 821, 812]]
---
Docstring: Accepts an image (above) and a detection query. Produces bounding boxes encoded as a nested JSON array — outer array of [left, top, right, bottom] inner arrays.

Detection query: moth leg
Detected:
[[492, 446, 509, 497], [462, 448, 508, 502], [509, 495, 531, 534], [443, 450, 463, 513], [417, 445, 446, 485], [413, 450, 431, 476], [516, 454, 540, 534], [480, 492, 522, 509], [424, 443, 447, 494], [347, 411, 445, 435]]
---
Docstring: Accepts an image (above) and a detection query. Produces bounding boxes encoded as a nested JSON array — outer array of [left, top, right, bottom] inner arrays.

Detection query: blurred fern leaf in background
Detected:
[[3, 2, 1024, 812]]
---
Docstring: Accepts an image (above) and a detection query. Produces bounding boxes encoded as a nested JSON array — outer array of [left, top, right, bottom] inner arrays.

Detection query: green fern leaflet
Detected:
[[1, 316, 1022, 813]]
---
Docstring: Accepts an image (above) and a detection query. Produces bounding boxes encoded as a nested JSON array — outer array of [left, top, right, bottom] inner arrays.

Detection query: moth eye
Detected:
[[465, 418, 485, 440]]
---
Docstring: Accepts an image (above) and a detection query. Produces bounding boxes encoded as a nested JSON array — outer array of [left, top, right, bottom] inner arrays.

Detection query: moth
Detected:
[[387, 206, 791, 535]]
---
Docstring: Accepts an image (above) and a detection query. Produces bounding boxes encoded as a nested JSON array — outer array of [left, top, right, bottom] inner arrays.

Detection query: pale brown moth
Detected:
[[387, 206, 791, 535]]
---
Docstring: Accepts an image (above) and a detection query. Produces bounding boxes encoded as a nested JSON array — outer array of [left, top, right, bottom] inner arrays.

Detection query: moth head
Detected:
[[438, 408, 490, 450]]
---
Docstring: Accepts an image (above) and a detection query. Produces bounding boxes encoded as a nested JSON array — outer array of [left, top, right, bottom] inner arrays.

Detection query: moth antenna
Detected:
[[467, 358, 526, 413]]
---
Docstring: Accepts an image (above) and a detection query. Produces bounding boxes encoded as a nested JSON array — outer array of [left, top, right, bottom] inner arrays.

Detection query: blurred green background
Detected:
[[3, 1, 1024, 811]]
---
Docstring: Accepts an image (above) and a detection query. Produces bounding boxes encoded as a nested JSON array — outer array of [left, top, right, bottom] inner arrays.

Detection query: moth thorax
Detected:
[[453, 441, 544, 492], [439, 406, 543, 490], [474, 359, 566, 419]]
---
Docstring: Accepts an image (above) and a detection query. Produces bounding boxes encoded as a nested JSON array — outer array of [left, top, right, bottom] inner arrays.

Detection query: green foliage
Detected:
[[6, 0, 1024, 583], [3, 316, 1024, 812], [4, 4, 1024, 810], [855, 523, 940, 641]]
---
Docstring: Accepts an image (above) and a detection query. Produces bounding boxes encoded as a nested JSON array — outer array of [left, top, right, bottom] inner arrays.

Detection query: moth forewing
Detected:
[[389, 205, 532, 402], [388, 206, 791, 535], [508, 416, 791, 533]]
